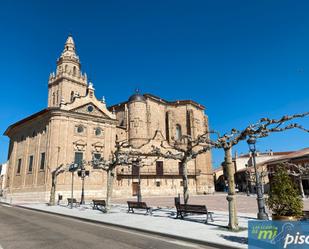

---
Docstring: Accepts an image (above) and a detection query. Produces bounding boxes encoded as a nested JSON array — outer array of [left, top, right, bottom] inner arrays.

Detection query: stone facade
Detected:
[[4, 36, 214, 202]]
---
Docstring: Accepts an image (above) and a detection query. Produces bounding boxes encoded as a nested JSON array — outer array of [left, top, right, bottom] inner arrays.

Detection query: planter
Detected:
[[272, 215, 299, 221]]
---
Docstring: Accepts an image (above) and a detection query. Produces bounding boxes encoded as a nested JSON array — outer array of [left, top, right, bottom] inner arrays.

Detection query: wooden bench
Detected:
[[67, 198, 79, 207], [175, 204, 214, 223], [127, 201, 152, 215], [92, 199, 106, 212]]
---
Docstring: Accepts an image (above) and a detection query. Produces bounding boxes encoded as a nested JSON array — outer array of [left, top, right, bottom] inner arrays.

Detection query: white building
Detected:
[[0, 162, 8, 196]]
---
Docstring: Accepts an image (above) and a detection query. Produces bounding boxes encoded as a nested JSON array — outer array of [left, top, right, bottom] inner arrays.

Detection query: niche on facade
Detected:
[[73, 139, 87, 151], [175, 124, 182, 140]]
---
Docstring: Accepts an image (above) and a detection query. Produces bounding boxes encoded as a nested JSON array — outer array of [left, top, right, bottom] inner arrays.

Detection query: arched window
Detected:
[[73, 66, 76, 76], [52, 93, 55, 105], [175, 124, 182, 140], [70, 91, 74, 102], [56, 90, 59, 105]]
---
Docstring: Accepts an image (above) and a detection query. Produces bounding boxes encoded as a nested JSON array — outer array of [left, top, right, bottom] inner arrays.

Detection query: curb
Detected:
[[1, 202, 244, 249]]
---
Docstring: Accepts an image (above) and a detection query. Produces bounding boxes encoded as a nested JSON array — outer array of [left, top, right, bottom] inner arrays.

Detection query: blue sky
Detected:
[[0, 0, 308, 167]]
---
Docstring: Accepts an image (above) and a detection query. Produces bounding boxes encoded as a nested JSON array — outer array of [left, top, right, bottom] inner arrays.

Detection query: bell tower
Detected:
[[48, 35, 88, 107]]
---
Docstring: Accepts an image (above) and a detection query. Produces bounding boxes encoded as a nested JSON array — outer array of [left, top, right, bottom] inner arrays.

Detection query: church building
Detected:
[[4, 36, 214, 202]]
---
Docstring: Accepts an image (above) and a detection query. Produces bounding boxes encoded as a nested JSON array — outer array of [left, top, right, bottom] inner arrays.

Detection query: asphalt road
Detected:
[[0, 204, 220, 249]]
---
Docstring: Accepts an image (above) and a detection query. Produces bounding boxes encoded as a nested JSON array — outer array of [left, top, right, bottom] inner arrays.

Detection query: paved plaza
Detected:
[[1, 193, 309, 248], [113, 192, 309, 214]]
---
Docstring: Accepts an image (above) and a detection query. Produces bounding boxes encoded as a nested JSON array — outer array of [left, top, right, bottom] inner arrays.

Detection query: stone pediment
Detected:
[[92, 141, 104, 147], [59, 86, 116, 120], [92, 142, 104, 152], [73, 139, 87, 151], [72, 103, 111, 119]]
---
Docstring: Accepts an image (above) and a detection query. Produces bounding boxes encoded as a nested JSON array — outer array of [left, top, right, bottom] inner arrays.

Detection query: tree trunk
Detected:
[[299, 176, 305, 198], [105, 168, 115, 211], [181, 160, 189, 204], [224, 147, 239, 231], [49, 173, 57, 206]]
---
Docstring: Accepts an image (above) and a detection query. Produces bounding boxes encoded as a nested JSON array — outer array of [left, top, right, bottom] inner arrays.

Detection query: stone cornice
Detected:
[[108, 93, 205, 111], [50, 109, 117, 125], [4, 107, 117, 137]]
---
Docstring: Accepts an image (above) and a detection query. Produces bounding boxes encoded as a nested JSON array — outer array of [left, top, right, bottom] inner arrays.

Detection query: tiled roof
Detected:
[[264, 148, 309, 165], [108, 93, 205, 110]]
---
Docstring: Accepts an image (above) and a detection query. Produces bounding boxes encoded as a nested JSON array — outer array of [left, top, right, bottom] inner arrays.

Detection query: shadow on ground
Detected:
[[220, 235, 248, 245]]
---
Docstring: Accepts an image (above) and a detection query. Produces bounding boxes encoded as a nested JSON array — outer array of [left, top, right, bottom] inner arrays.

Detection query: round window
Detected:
[[87, 105, 94, 112], [77, 126, 84, 133], [95, 128, 101, 136]]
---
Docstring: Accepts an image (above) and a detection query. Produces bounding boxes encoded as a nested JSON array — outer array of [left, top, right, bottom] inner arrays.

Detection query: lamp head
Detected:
[[247, 136, 256, 152], [247, 136, 256, 145]]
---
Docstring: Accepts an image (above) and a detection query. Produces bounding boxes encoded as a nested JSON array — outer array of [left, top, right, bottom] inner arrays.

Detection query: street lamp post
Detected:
[[245, 164, 250, 196], [247, 136, 269, 220], [69, 163, 78, 209], [78, 163, 90, 205], [80, 170, 85, 205]]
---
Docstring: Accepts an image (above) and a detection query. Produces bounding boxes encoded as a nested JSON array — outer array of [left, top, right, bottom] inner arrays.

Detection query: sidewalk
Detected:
[[1, 199, 252, 249]]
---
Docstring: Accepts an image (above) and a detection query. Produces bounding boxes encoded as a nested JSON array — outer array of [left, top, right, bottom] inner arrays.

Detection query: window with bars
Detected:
[[17, 159, 22, 174], [132, 165, 139, 176], [156, 161, 164, 176], [40, 152, 45, 170], [93, 153, 101, 160], [28, 155, 33, 173], [74, 152, 83, 167], [178, 162, 183, 175]]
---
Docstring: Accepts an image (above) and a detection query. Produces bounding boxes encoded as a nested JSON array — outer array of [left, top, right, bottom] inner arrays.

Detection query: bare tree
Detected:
[[91, 140, 159, 210], [246, 165, 268, 194], [206, 112, 309, 230], [49, 163, 72, 206], [281, 162, 309, 198], [91, 140, 131, 211], [141, 133, 213, 205], [126, 155, 160, 202]]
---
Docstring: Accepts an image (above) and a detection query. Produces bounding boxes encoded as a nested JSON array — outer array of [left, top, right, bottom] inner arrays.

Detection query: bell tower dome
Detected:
[[48, 35, 88, 107], [128, 89, 148, 147]]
